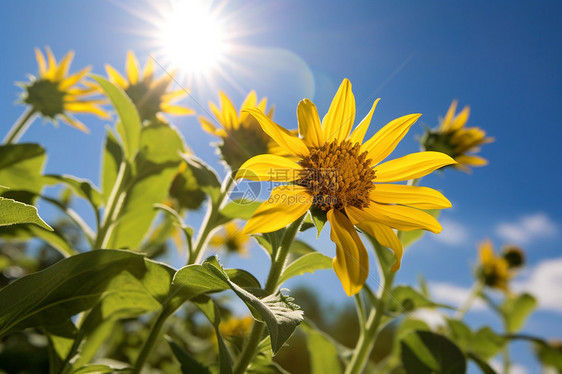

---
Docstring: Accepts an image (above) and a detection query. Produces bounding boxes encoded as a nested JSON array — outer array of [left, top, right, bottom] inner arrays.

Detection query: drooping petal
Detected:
[[450, 106, 470, 131], [209, 101, 224, 126], [199, 116, 221, 136], [440, 100, 458, 132], [370, 184, 451, 209], [327, 209, 369, 296], [245, 108, 309, 156], [348, 98, 380, 145], [239, 90, 257, 122], [55, 51, 74, 81], [322, 79, 356, 142], [105, 65, 128, 89], [362, 113, 421, 166], [362, 202, 443, 233], [160, 103, 195, 116], [59, 114, 89, 133], [297, 99, 324, 148], [456, 155, 488, 167], [45, 47, 57, 80], [243, 185, 312, 234], [235, 154, 303, 182], [126, 51, 140, 85], [143, 56, 155, 80], [34, 48, 47, 77], [64, 102, 109, 119], [161, 89, 188, 104], [219, 91, 239, 129], [374, 152, 456, 183]]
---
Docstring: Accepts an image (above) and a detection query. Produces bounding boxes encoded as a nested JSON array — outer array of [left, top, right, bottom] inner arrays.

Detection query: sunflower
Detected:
[[477, 240, 512, 291], [421, 100, 494, 172], [199, 91, 292, 170], [209, 221, 250, 256], [105, 51, 194, 121], [236, 79, 456, 296], [21, 47, 108, 132]]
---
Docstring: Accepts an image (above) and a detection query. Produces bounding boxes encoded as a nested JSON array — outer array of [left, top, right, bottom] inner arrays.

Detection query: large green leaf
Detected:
[[445, 319, 504, 360], [0, 143, 46, 194], [44, 174, 102, 211], [301, 322, 342, 374], [0, 224, 75, 257], [278, 252, 332, 285], [0, 197, 52, 230], [101, 128, 123, 204], [0, 250, 172, 337], [107, 122, 184, 249], [400, 330, 466, 374], [91, 75, 141, 161], [500, 293, 537, 333]]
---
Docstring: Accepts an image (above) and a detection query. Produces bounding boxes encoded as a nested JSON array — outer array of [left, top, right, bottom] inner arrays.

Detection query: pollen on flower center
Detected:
[[297, 140, 375, 211]]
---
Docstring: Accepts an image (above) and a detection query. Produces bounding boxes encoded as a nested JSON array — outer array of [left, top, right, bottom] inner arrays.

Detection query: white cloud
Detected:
[[410, 308, 447, 330], [431, 218, 469, 246], [496, 213, 558, 245], [429, 282, 487, 311], [512, 257, 562, 313], [490, 359, 529, 374]]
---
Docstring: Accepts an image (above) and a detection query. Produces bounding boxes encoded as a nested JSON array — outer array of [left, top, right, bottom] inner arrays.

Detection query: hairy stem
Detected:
[[3, 107, 37, 144]]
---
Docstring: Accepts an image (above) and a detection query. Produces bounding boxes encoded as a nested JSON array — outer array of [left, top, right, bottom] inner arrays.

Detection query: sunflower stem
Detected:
[[456, 280, 484, 320], [132, 306, 174, 374], [3, 107, 37, 144], [233, 214, 305, 374]]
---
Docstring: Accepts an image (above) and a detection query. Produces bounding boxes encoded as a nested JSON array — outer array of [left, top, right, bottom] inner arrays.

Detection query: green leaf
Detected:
[[0, 143, 46, 194], [107, 123, 184, 249], [289, 239, 317, 256], [445, 319, 504, 360], [44, 320, 77, 374], [180, 154, 222, 204], [534, 340, 562, 370], [301, 322, 342, 374], [279, 252, 332, 285], [44, 174, 102, 210], [72, 364, 132, 374], [0, 223, 75, 257], [0, 197, 52, 230], [91, 75, 141, 161], [387, 286, 453, 314], [168, 337, 212, 374], [309, 208, 327, 237], [467, 353, 498, 374], [500, 293, 537, 333], [101, 128, 123, 204], [399, 209, 440, 248], [0, 250, 171, 337], [401, 330, 466, 374], [154, 203, 194, 251], [252, 229, 285, 258]]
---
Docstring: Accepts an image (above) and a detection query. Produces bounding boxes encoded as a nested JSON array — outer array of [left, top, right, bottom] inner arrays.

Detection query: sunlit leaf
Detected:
[[301, 322, 342, 374], [500, 293, 537, 333], [387, 286, 453, 314], [180, 154, 222, 204], [44, 174, 102, 210], [0, 197, 52, 230], [0, 144, 46, 194], [101, 128, 123, 204], [279, 252, 332, 285]]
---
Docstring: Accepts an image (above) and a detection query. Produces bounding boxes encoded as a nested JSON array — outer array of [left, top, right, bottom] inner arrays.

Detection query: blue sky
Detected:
[[2, 1, 561, 372]]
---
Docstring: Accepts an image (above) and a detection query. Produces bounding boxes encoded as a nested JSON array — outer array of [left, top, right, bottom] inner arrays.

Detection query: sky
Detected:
[[1, 1, 562, 372]]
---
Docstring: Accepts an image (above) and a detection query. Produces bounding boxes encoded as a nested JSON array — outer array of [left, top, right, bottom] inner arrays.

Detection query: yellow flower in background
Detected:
[[421, 100, 494, 172], [477, 239, 518, 291], [105, 51, 194, 121], [21, 47, 108, 132], [219, 315, 254, 338], [209, 222, 250, 256], [199, 91, 291, 170], [236, 79, 456, 296]]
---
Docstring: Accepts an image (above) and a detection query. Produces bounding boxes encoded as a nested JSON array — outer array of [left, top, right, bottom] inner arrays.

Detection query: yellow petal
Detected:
[[162, 89, 188, 104], [143, 56, 155, 80], [45, 47, 57, 80], [209, 101, 224, 127], [219, 91, 239, 129], [55, 51, 74, 81], [348, 212, 403, 272], [126, 51, 140, 85], [375, 152, 456, 183], [327, 209, 368, 296], [364, 202, 443, 233], [243, 186, 312, 234], [322, 79, 356, 142], [349, 98, 380, 145], [59, 66, 91, 90], [34, 48, 47, 77], [450, 106, 470, 131], [456, 155, 488, 167], [199, 116, 221, 136], [245, 108, 309, 156], [362, 113, 421, 166], [160, 103, 195, 116], [239, 91, 257, 122], [297, 99, 324, 148], [478, 239, 495, 266], [370, 184, 451, 209], [64, 102, 109, 119], [440, 100, 458, 131], [60, 114, 89, 133], [105, 64, 128, 89], [236, 154, 303, 182], [257, 97, 268, 113]]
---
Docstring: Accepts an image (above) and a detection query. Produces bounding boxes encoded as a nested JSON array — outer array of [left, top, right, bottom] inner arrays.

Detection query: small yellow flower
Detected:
[[105, 51, 194, 121], [477, 240, 513, 291], [199, 91, 291, 170], [219, 315, 254, 338], [209, 222, 250, 256], [22, 47, 108, 132], [421, 100, 494, 172], [236, 79, 456, 296]]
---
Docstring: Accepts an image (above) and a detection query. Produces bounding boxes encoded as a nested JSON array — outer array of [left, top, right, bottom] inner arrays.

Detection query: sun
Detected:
[[156, 0, 229, 76]]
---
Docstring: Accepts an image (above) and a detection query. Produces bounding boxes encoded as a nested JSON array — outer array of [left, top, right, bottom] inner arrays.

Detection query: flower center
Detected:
[[297, 140, 375, 211], [24, 79, 65, 118], [125, 81, 165, 121]]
